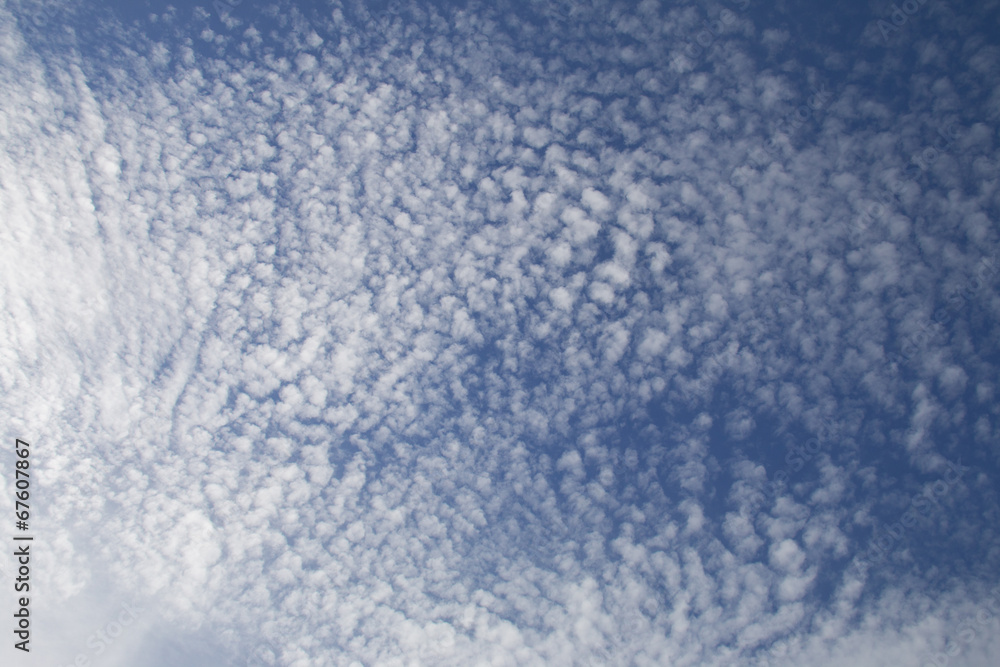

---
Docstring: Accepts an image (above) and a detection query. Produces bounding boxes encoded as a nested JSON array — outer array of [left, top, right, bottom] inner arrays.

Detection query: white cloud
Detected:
[[0, 0, 998, 665]]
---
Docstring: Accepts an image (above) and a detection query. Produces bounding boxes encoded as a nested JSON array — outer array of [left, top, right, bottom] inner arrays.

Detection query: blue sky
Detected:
[[1, 0, 999, 665]]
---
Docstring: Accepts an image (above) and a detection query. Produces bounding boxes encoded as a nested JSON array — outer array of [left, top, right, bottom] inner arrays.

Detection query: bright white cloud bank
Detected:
[[1, 0, 999, 665]]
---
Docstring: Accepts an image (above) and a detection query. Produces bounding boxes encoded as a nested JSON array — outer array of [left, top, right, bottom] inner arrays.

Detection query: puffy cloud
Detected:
[[1, 0, 998, 665]]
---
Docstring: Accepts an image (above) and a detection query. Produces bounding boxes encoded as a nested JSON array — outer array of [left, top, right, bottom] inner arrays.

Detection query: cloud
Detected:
[[1, 0, 998, 665]]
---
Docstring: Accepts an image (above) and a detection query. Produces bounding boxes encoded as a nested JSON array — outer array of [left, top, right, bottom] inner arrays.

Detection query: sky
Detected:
[[1, 0, 1000, 665]]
